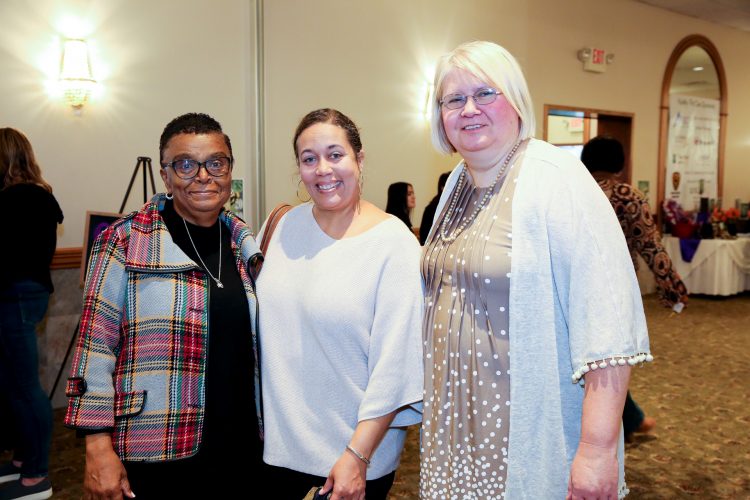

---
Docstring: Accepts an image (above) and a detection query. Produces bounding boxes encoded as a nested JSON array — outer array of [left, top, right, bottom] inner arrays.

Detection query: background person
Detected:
[[421, 41, 650, 499], [64, 113, 262, 499], [418, 171, 450, 245], [581, 136, 688, 310], [581, 135, 689, 443], [0, 127, 63, 500], [385, 181, 416, 232], [258, 108, 423, 500]]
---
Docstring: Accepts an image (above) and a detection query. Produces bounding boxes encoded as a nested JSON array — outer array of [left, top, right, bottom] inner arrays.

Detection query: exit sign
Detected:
[[584, 48, 607, 73]]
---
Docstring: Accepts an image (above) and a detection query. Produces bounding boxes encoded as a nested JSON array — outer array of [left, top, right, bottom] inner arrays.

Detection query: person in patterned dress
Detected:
[[420, 40, 651, 499], [581, 136, 688, 309], [581, 135, 689, 443]]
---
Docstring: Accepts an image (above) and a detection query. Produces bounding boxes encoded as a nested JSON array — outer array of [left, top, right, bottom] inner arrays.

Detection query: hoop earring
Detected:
[[166, 192, 173, 200], [296, 179, 311, 203], [357, 171, 364, 214]]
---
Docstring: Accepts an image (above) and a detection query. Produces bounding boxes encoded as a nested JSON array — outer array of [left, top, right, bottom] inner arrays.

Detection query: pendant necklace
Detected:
[[183, 217, 223, 288], [439, 139, 524, 243]]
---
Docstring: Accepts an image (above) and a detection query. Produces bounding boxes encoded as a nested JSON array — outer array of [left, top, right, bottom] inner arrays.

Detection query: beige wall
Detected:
[[0, 0, 258, 248], [1, 0, 748, 248], [524, 0, 750, 208], [262, 0, 530, 226]]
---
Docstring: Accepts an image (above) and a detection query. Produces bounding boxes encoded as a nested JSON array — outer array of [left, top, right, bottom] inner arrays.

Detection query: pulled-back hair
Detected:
[[0, 127, 52, 192], [159, 112, 232, 162], [292, 108, 362, 159], [581, 136, 625, 174]]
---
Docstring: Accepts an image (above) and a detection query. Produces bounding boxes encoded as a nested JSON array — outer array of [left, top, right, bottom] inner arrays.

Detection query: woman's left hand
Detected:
[[319, 451, 366, 500], [566, 441, 619, 500]]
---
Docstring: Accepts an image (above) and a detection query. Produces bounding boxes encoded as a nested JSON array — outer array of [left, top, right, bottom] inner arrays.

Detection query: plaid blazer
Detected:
[[64, 195, 263, 462]]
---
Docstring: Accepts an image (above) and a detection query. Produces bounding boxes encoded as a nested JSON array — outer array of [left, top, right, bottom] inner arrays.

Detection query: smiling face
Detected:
[[160, 132, 232, 226], [440, 68, 520, 167], [296, 122, 362, 214]]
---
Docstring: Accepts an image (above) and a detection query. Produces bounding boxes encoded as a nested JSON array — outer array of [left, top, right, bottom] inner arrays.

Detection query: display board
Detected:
[[665, 94, 720, 210]]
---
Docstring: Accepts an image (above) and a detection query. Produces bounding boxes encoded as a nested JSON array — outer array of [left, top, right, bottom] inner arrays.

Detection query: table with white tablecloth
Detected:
[[663, 236, 750, 296]]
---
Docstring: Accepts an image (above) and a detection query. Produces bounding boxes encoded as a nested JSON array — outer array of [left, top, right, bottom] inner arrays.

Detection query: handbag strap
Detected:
[[260, 203, 292, 254]]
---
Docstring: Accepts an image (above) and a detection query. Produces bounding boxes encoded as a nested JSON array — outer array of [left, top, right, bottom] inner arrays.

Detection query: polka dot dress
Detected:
[[420, 155, 523, 499]]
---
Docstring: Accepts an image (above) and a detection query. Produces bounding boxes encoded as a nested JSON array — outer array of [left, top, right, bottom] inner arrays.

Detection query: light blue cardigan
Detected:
[[427, 139, 650, 498]]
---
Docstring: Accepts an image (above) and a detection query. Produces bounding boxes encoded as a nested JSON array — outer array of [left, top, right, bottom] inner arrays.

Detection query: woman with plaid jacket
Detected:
[[65, 113, 263, 499]]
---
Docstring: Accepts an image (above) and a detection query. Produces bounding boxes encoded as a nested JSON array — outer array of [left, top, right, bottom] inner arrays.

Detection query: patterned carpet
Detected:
[[3, 293, 748, 499], [393, 292, 750, 499]]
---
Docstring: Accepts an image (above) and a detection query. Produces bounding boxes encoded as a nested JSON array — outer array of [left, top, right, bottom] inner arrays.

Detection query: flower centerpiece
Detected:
[[663, 199, 695, 238], [710, 206, 739, 239]]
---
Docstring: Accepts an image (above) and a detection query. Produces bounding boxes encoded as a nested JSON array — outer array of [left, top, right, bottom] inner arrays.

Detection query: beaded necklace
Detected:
[[438, 139, 524, 243]]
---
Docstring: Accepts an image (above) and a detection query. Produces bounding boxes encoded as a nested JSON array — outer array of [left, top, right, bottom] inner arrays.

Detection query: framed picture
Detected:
[[226, 178, 244, 219], [80, 211, 123, 287], [637, 180, 650, 202]]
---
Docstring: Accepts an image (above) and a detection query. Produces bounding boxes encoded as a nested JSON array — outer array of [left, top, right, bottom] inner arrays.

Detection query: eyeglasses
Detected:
[[162, 156, 233, 179], [440, 88, 501, 110]]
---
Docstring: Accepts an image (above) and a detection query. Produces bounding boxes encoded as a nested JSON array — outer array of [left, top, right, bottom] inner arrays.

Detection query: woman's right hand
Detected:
[[318, 451, 366, 500], [84, 433, 135, 500]]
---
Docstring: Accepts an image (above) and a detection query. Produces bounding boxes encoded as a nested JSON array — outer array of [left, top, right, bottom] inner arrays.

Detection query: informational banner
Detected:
[[665, 94, 720, 211]]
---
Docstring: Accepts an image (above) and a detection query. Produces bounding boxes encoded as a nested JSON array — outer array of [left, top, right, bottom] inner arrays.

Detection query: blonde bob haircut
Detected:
[[431, 41, 536, 155]]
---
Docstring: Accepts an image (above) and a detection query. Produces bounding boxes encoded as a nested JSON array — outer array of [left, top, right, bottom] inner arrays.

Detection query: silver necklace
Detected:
[[439, 139, 524, 243], [182, 217, 223, 288]]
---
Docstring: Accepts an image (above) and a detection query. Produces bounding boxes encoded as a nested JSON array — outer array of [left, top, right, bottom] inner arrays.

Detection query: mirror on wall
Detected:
[[670, 46, 720, 100], [658, 35, 727, 222]]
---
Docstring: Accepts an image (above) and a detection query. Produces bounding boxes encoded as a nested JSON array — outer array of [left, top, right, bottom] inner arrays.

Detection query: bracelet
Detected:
[[345, 444, 371, 465]]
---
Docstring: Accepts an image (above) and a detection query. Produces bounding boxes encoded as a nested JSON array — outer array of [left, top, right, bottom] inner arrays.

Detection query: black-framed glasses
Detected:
[[162, 156, 233, 179], [440, 88, 501, 110]]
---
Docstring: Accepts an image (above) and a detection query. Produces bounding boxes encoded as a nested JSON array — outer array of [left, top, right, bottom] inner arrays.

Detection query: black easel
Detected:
[[119, 156, 157, 214], [49, 156, 157, 401]]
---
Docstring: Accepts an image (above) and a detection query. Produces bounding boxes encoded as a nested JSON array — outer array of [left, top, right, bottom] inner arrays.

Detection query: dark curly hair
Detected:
[[580, 135, 625, 174], [159, 112, 233, 162]]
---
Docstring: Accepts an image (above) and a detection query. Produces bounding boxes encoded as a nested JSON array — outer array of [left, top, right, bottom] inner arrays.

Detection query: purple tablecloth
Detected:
[[679, 238, 701, 263]]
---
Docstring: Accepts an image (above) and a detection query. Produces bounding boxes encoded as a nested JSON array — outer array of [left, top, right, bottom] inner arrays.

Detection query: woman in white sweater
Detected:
[[257, 108, 423, 500]]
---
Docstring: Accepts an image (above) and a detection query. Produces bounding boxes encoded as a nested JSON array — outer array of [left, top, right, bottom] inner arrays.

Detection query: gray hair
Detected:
[[430, 41, 536, 155]]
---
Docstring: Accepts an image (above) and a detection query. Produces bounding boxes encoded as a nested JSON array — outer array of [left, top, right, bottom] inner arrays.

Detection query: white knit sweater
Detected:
[[257, 203, 424, 479]]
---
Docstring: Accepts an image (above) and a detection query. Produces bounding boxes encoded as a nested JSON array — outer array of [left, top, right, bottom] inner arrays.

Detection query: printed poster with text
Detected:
[[666, 94, 719, 211]]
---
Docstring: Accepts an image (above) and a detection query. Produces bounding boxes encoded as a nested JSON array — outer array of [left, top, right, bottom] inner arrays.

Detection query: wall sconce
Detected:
[[577, 47, 614, 73], [59, 39, 96, 113], [422, 81, 435, 121]]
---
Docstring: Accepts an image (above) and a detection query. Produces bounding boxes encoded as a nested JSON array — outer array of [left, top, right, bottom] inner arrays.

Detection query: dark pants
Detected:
[[124, 446, 264, 499], [0, 281, 52, 479], [622, 390, 645, 435], [263, 464, 395, 500]]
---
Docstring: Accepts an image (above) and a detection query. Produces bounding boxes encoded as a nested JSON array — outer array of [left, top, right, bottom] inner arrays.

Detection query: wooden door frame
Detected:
[[543, 104, 635, 182]]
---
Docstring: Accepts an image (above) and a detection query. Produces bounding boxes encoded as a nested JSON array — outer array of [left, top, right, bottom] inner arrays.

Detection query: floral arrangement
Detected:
[[711, 206, 740, 223], [663, 199, 693, 225], [711, 206, 727, 223], [725, 207, 740, 220]]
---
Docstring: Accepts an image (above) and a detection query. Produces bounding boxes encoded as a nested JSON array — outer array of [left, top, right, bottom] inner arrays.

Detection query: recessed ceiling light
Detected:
[[692, 66, 704, 72]]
